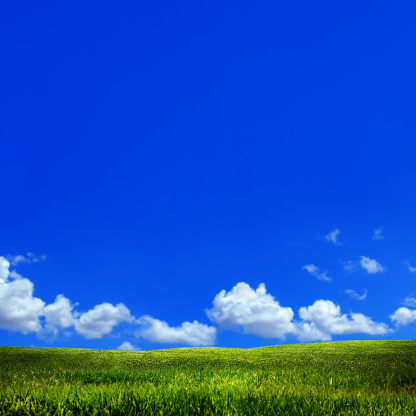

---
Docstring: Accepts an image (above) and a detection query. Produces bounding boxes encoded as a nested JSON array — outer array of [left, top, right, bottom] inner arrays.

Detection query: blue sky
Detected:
[[1, 1, 416, 351]]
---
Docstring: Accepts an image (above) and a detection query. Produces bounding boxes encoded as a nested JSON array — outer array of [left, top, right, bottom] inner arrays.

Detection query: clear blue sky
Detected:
[[1, 1, 416, 351]]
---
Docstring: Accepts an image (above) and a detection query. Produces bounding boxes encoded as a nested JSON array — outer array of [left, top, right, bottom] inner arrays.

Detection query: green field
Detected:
[[1, 340, 416, 415]]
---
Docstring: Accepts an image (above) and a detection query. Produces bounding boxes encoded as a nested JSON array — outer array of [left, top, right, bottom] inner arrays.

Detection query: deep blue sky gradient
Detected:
[[1, 1, 416, 350]]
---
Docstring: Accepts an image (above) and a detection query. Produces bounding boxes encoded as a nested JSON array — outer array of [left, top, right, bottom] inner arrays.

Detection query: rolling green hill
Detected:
[[1, 340, 415, 415]]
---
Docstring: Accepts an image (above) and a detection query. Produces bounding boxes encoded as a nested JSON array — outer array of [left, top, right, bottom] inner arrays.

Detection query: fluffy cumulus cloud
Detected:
[[390, 307, 416, 326], [0, 255, 136, 341], [296, 300, 391, 341], [135, 316, 217, 346], [302, 264, 331, 282], [0, 257, 10, 281], [0, 254, 217, 347], [325, 229, 341, 245], [294, 322, 331, 341], [75, 303, 134, 339], [360, 256, 386, 274], [206, 282, 392, 342], [205, 282, 296, 339], [345, 289, 368, 300], [42, 295, 79, 338], [0, 257, 45, 334]]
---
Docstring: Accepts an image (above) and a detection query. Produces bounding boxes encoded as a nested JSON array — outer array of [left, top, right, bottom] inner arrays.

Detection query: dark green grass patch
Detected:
[[1, 340, 416, 415]]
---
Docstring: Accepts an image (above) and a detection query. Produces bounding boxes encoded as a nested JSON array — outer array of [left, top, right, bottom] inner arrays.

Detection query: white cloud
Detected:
[[0, 255, 135, 340], [0, 255, 395, 347], [0, 257, 45, 334], [205, 282, 296, 339], [6, 253, 47, 266], [117, 341, 141, 351], [372, 227, 384, 241], [303, 264, 318, 274], [359, 256, 386, 274], [343, 257, 385, 274], [325, 229, 341, 245], [293, 322, 331, 342], [341, 260, 358, 273], [42, 295, 79, 338], [402, 296, 416, 308], [1, 255, 215, 345], [345, 289, 368, 300], [1, 255, 219, 346], [75, 303, 134, 339], [135, 315, 216, 346], [302, 264, 331, 282], [390, 307, 416, 326], [296, 300, 391, 340], [403, 261, 416, 273], [0, 257, 10, 281], [206, 282, 392, 343]]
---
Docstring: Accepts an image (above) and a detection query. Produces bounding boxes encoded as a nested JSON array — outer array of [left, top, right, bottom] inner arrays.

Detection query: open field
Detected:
[[1, 340, 416, 415]]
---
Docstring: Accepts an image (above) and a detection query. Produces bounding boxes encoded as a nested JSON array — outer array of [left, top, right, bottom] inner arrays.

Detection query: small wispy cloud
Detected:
[[359, 256, 386, 274], [302, 264, 331, 282], [345, 289, 368, 301], [6, 253, 47, 266], [402, 296, 416, 308], [372, 227, 384, 241], [403, 261, 416, 273], [325, 229, 341, 245], [341, 260, 358, 273]]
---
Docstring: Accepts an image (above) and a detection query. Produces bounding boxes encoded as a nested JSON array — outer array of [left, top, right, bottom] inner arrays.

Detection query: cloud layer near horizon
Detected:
[[0, 256, 217, 346], [0, 255, 411, 347]]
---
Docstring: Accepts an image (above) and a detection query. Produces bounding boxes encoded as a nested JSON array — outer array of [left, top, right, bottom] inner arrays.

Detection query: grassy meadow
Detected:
[[0, 340, 416, 415]]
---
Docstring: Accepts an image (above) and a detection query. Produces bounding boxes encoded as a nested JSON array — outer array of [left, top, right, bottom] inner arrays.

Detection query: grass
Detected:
[[1, 340, 416, 415]]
